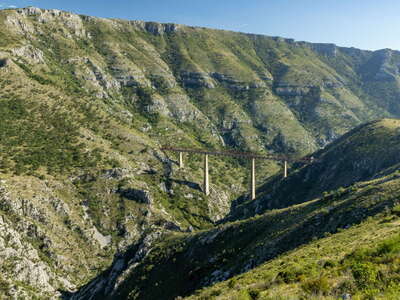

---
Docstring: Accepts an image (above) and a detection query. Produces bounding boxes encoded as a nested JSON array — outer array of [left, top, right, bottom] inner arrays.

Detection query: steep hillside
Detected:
[[4, 7, 400, 158], [1, 6, 400, 299], [187, 207, 400, 300], [230, 119, 400, 220], [71, 120, 400, 300]]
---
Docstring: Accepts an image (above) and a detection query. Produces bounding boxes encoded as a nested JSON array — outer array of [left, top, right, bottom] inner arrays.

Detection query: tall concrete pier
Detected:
[[161, 146, 315, 199], [203, 154, 209, 195], [251, 158, 256, 200], [179, 152, 184, 168], [284, 161, 288, 178]]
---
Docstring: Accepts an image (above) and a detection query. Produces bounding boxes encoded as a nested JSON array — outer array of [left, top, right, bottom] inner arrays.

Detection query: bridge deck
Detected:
[[161, 146, 313, 163]]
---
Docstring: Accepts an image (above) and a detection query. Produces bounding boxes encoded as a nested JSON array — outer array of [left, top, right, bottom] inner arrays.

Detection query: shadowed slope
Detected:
[[71, 119, 400, 300], [229, 119, 400, 220]]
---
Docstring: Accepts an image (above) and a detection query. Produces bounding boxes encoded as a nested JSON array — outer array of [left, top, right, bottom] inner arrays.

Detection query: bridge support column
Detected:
[[203, 154, 209, 195], [179, 152, 184, 168], [251, 158, 256, 200], [284, 160, 288, 178]]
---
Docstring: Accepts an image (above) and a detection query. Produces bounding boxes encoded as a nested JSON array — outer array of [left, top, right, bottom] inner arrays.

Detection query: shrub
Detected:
[[392, 205, 400, 217], [235, 290, 252, 300], [13, 60, 52, 85], [247, 288, 261, 299], [323, 260, 336, 268], [0, 276, 10, 295], [0, 97, 101, 175], [150, 75, 170, 94], [301, 276, 330, 295], [277, 265, 304, 283], [351, 262, 378, 290]]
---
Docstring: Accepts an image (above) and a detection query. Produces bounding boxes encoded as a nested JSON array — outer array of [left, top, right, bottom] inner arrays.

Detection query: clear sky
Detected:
[[1, 0, 400, 51]]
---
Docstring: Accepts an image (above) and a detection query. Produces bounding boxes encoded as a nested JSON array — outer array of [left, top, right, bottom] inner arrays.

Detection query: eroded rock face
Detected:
[[67, 56, 121, 97], [210, 72, 266, 91], [101, 168, 133, 180], [12, 45, 45, 64], [180, 71, 215, 88], [130, 21, 181, 35], [86, 59, 121, 90], [373, 49, 399, 81], [91, 227, 112, 249], [0, 216, 59, 295], [113, 72, 143, 87], [162, 92, 216, 124], [0, 183, 72, 298], [310, 43, 338, 57], [17, 6, 43, 16], [207, 190, 230, 222], [6, 14, 35, 34], [274, 84, 311, 97], [118, 188, 153, 204], [16, 7, 87, 38]]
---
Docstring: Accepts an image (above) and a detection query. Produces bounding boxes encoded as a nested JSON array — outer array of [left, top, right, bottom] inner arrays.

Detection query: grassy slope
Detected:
[[1, 7, 400, 298], [75, 119, 400, 299], [187, 207, 400, 300], [105, 164, 400, 300], [0, 11, 252, 297]]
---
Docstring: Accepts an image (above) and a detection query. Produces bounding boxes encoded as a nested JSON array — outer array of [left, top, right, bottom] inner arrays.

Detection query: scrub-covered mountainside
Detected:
[[230, 119, 400, 220], [1, 6, 400, 299], [71, 119, 400, 300], [187, 209, 400, 300]]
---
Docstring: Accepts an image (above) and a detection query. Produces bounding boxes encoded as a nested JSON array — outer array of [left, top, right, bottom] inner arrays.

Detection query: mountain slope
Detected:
[[71, 119, 400, 300], [1, 6, 400, 299], [4, 7, 400, 156], [187, 207, 400, 300], [230, 119, 400, 220]]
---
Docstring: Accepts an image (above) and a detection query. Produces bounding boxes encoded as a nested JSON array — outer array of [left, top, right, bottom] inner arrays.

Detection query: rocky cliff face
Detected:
[[1, 6, 400, 298]]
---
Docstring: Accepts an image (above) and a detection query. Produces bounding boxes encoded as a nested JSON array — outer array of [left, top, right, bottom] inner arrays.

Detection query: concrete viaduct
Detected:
[[161, 146, 314, 200]]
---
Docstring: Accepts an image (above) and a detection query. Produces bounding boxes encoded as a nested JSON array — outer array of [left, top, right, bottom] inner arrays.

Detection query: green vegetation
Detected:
[[1, 7, 400, 299], [77, 118, 400, 299], [231, 119, 400, 220], [186, 211, 400, 300], [0, 275, 11, 300], [103, 170, 400, 299], [0, 96, 101, 175], [13, 59, 53, 85]]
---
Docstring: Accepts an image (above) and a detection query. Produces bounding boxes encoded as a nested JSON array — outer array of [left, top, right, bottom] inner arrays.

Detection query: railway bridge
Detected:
[[161, 146, 314, 200]]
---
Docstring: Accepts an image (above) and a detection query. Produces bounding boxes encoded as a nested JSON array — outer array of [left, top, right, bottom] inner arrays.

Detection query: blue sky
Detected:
[[1, 0, 400, 51]]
